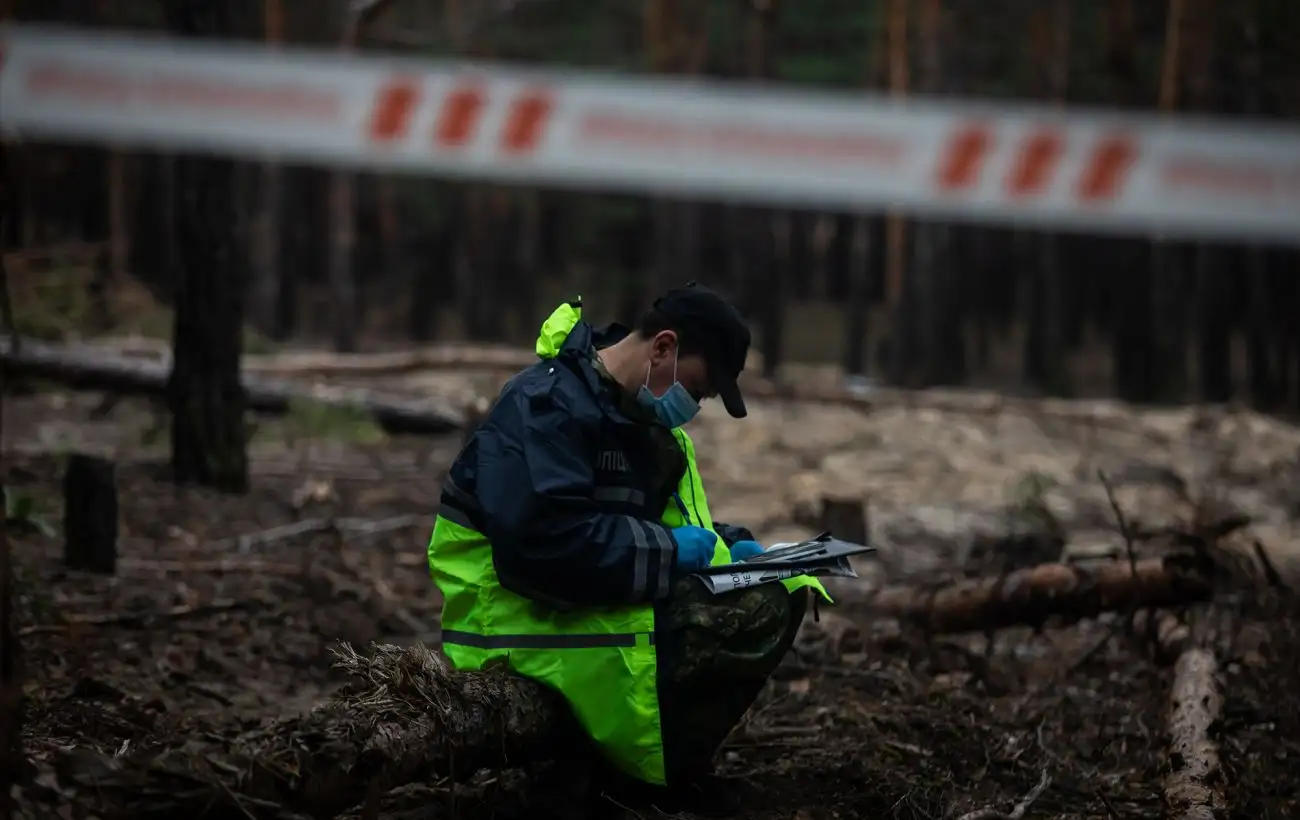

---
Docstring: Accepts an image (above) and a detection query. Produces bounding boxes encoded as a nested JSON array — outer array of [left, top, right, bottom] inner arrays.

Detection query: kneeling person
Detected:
[[426, 282, 828, 789]]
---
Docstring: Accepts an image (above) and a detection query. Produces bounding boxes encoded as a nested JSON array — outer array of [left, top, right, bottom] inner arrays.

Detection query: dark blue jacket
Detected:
[[438, 319, 754, 608]]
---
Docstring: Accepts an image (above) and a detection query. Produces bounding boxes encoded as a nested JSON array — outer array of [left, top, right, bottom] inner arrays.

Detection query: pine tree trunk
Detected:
[[842, 218, 873, 376], [165, 1, 250, 494], [907, 0, 948, 388], [1102, 0, 1154, 402], [758, 212, 785, 380], [787, 211, 812, 301], [1182, 0, 1225, 404], [1195, 246, 1231, 402], [0, 192, 19, 816], [513, 191, 541, 341], [1238, 7, 1279, 410], [1246, 250, 1277, 407], [1023, 0, 1071, 396], [328, 173, 357, 352], [883, 0, 912, 386], [1149, 0, 1188, 403], [743, 0, 783, 380], [409, 200, 451, 342], [251, 0, 284, 337]]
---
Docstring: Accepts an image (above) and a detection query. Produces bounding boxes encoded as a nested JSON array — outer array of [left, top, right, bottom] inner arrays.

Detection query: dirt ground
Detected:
[[6, 365, 1300, 819]]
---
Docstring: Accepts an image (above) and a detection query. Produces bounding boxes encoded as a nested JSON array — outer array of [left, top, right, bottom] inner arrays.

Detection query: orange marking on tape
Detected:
[[936, 125, 993, 191], [435, 82, 486, 148], [1077, 134, 1138, 202], [500, 89, 554, 155], [1007, 129, 1065, 196], [367, 76, 421, 142]]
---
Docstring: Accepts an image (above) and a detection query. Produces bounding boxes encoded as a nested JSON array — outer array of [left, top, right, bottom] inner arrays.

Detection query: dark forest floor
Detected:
[[5, 390, 1300, 820]]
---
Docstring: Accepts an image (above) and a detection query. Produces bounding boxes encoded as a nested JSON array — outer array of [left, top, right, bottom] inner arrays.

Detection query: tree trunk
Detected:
[[1102, 0, 1154, 403], [164, 2, 250, 495], [0, 63, 19, 807], [47, 644, 574, 820], [513, 191, 541, 341], [327, 173, 357, 352], [457, 188, 498, 341], [758, 211, 785, 380], [1023, 0, 1071, 396], [1182, 0, 1225, 404], [842, 217, 873, 376], [408, 199, 450, 342], [327, 1, 397, 353], [1149, 0, 1188, 403], [1195, 246, 1231, 402], [1237, 7, 1279, 410], [1246, 250, 1277, 408], [0, 511, 16, 820], [882, 0, 911, 386], [0, 257, 19, 820], [741, 0, 783, 380], [787, 211, 812, 301], [251, 0, 285, 338], [905, 0, 949, 388]]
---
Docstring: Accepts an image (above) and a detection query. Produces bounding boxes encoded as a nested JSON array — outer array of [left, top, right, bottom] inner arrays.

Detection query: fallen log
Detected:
[[1163, 645, 1225, 820], [0, 338, 464, 435], [6, 338, 1242, 446], [242, 344, 538, 376], [854, 555, 1214, 635], [87, 337, 542, 376], [235, 344, 1196, 440], [44, 643, 574, 820]]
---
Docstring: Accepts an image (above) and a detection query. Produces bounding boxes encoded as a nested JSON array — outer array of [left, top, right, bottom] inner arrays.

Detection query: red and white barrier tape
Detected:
[[3, 24, 1299, 244]]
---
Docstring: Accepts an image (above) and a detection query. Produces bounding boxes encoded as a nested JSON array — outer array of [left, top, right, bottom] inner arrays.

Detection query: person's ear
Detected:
[[650, 330, 678, 364]]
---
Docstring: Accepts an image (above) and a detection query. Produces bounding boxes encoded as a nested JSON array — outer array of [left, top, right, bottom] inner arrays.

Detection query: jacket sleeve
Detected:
[[473, 383, 680, 607], [712, 522, 756, 547]]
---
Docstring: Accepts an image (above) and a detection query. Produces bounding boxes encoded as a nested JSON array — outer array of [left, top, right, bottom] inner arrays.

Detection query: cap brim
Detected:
[[717, 376, 747, 419]]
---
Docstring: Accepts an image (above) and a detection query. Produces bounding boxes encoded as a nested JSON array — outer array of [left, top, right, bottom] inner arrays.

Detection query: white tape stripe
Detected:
[[3, 24, 1299, 244]]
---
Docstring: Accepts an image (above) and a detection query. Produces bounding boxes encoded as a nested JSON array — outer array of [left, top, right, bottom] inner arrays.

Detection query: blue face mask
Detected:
[[636, 353, 700, 428]]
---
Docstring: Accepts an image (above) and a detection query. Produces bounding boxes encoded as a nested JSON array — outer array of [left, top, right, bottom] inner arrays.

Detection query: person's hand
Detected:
[[728, 540, 763, 561], [671, 525, 717, 571]]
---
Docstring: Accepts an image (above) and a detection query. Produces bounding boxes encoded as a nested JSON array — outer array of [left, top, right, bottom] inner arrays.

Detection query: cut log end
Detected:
[[62, 454, 119, 574]]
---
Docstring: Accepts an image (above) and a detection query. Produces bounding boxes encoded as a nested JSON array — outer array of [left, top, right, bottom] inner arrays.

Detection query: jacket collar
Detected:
[[558, 321, 653, 426]]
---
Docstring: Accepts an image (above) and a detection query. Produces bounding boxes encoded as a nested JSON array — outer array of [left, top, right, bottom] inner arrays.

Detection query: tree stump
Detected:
[[62, 454, 118, 574], [820, 494, 869, 545]]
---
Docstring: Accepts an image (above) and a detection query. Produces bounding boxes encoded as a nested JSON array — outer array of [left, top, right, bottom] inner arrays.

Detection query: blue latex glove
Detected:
[[728, 540, 764, 561], [672, 525, 717, 571]]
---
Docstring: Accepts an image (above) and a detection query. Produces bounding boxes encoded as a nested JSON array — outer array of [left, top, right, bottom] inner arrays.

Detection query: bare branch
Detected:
[[954, 769, 1052, 820]]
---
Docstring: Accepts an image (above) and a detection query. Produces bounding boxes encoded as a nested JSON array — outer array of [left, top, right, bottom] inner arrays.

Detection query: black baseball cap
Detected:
[[651, 281, 751, 419]]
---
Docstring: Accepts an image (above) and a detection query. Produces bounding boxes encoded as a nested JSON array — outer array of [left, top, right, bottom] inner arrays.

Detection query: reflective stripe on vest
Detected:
[[441, 629, 655, 649]]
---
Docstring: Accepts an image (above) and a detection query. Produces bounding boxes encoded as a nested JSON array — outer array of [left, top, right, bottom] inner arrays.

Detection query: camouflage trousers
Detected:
[[656, 576, 809, 787]]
